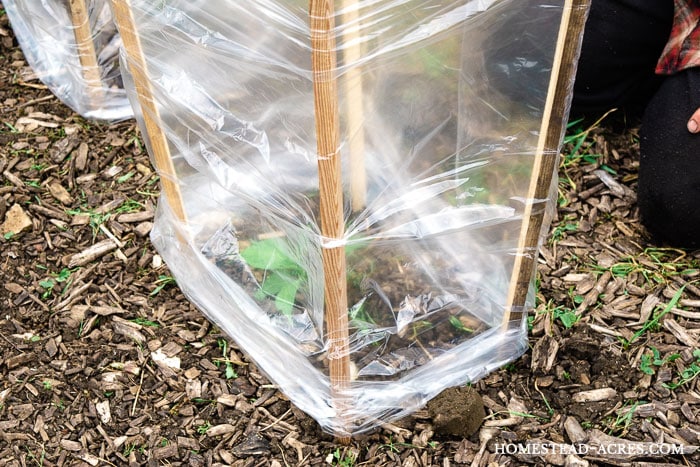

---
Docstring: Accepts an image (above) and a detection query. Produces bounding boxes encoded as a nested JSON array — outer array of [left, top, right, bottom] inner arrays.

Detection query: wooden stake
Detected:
[[503, 0, 590, 326], [111, 0, 188, 224], [69, 0, 103, 99], [309, 0, 351, 440], [340, 0, 366, 212]]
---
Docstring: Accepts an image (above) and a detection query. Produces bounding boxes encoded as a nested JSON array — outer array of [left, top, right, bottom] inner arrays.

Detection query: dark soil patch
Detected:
[[428, 386, 486, 438]]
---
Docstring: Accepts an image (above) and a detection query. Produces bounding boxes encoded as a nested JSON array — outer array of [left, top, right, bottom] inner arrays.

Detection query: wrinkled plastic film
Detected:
[[114, 0, 585, 435], [4, 0, 132, 121]]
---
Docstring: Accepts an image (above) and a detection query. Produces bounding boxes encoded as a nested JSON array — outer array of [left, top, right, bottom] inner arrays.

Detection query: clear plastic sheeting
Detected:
[[114, 0, 585, 435], [4, 0, 132, 121]]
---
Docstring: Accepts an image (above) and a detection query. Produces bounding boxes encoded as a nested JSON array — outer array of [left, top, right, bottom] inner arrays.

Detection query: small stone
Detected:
[[136, 163, 152, 177], [184, 367, 201, 380], [96, 400, 111, 424], [48, 181, 73, 205], [177, 329, 197, 342], [134, 221, 153, 237], [427, 386, 485, 438], [1, 204, 33, 236], [45, 338, 58, 358]]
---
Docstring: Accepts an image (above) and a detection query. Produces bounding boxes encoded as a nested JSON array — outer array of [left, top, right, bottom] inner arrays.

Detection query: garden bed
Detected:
[[2, 6, 700, 465]]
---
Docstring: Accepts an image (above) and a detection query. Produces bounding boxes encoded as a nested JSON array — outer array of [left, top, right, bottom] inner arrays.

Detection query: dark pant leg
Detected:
[[571, 0, 674, 119], [638, 68, 700, 248]]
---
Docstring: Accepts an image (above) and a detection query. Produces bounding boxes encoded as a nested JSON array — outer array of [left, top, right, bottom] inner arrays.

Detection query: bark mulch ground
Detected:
[[2, 7, 700, 466]]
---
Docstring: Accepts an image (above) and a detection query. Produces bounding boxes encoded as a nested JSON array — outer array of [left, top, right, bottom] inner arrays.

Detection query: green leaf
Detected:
[[254, 288, 266, 301], [553, 307, 579, 329], [150, 274, 176, 296], [650, 346, 663, 365], [682, 363, 700, 380], [275, 279, 301, 315], [628, 286, 685, 344], [667, 353, 682, 362], [639, 354, 654, 375], [241, 239, 308, 314], [449, 315, 473, 333], [55, 268, 73, 282], [260, 272, 287, 296], [559, 312, 578, 328], [130, 317, 160, 327], [240, 239, 299, 271], [225, 364, 238, 379], [117, 171, 135, 183]]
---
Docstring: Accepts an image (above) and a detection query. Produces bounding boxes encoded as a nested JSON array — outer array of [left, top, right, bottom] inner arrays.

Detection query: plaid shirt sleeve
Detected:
[[656, 0, 700, 75]]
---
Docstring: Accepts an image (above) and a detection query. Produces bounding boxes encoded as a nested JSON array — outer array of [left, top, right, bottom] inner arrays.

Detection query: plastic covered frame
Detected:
[[112, 0, 590, 437], [4, 0, 132, 121]]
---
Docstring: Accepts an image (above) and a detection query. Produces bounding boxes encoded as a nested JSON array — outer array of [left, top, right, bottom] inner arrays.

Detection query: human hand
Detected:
[[689, 108, 700, 133]]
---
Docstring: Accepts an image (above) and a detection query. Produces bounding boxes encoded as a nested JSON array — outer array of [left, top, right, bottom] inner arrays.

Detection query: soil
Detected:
[[3, 6, 700, 467], [427, 386, 485, 439]]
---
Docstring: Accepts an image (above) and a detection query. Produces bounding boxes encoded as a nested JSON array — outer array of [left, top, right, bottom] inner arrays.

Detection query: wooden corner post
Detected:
[[111, 0, 187, 224], [69, 0, 103, 100], [503, 0, 591, 326], [340, 0, 366, 212], [309, 0, 352, 441]]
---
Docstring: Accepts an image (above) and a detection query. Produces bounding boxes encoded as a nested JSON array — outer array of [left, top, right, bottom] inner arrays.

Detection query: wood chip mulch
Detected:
[[2, 8, 700, 466]]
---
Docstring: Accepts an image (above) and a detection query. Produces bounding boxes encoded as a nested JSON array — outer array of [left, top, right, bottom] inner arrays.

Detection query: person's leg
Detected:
[[571, 0, 674, 119], [637, 68, 700, 248]]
